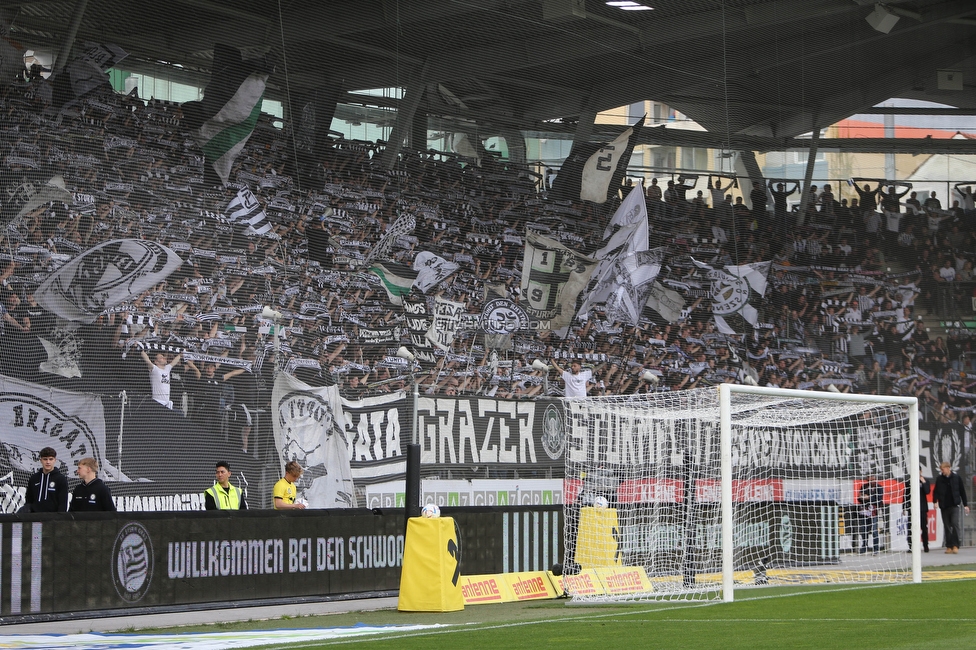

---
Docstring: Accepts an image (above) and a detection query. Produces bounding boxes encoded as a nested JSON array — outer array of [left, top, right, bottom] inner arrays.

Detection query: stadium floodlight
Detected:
[[561, 385, 920, 603]]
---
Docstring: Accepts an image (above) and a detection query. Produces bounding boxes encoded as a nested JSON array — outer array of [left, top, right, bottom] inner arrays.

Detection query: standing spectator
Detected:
[[905, 191, 922, 214], [854, 180, 882, 217], [273, 460, 306, 510], [937, 259, 957, 317], [21, 447, 68, 513], [933, 461, 968, 553], [663, 179, 681, 219], [709, 176, 735, 216], [923, 191, 942, 212], [69, 458, 116, 512], [881, 184, 910, 213], [905, 468, 931, 553], [204, 460, 248, 510], [551, 358, 593, 398], [645, 177, 663, 218], [953, 183, 974, 221], [140, 347, 183, 409], [819, 183, 836, 217], [769, 180, 798, 238]]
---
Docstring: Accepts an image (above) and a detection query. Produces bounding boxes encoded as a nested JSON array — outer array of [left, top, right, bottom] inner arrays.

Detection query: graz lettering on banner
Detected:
[[166, 534, 405, 579], [337, 394, 565, 481], [418, 397, 545, 465]]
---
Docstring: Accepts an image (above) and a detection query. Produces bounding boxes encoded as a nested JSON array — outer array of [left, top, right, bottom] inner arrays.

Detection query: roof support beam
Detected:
[[52, 0, 86, 73]]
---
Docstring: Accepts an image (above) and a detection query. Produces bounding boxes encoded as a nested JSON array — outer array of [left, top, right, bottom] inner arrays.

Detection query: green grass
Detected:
[[133, 576, 976, 650]]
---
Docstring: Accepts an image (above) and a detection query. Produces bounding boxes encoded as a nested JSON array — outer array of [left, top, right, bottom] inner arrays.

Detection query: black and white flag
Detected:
[[521, 231, 596, 332], [413, 251, 459, 293], [363, 213, 416, 265], [226, 187, 275, 238], [693, 259, 771, 334], [183, 44, 273, 186], [550, 115, 644, 204], [35, 239, 183, 323]]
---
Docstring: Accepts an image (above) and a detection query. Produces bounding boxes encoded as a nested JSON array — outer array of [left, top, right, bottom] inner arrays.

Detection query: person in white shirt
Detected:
[[141, 348, 183, 409], [939, 259, 957, 283], [550, 358, 593, 398]]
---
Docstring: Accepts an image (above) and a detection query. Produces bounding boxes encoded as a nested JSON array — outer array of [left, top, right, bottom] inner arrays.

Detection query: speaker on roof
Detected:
[[865, 4, 899, 34]]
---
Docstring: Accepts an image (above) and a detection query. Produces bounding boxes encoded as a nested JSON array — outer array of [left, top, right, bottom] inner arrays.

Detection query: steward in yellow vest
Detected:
[[204, 461, 247, 510]]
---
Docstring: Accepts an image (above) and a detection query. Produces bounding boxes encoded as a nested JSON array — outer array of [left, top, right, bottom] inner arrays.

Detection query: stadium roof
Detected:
[[4, 0, 976, 149]]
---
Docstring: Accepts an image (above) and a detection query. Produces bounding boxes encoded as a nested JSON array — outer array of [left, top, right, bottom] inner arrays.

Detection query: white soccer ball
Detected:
[[592, 496, 609, 508], [421, 503, 441, 518]]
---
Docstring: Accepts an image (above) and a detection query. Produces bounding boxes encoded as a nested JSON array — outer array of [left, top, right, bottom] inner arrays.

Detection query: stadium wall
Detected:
[[0, 505, 562, 619]]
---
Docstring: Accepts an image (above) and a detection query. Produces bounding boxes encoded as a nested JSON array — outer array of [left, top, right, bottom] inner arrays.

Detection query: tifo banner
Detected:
[[565, 405, 918, 479], [414, 397, 566, 467], [34, 239, 183, 323], [0, 369, 961, 514], [272, 372, 355, 509], [0, 373, 119, 479]]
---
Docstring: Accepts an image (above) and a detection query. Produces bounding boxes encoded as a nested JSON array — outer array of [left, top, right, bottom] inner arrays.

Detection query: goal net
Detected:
[[561, 384, 920, 602]]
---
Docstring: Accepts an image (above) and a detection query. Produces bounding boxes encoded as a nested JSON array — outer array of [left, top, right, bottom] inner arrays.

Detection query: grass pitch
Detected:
[[136, 576, 976, 650]]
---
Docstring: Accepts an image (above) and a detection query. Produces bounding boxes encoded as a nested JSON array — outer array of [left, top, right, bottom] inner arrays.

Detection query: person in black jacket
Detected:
[[21, 447, 68, 513], [933, 461, 969, 553], [857, 476, 884, 554], [69, 457, 117, 512], [905, 468, 931, 552]]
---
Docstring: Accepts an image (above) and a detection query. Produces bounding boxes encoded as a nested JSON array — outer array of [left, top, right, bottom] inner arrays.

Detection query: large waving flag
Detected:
[[693, 259, 771, 334], [645, 282, 686, 323], [521, 231, 596, 331], [44, 42, 127, 111], [35, 239, 183, 323], [0, 25, 25, 87], [12, 175, 74, 221], [183, 44, 273, 186], [601, 249, 665, 326], [413, 251, 459, 293], [578, 183, 649, 318], [550, 115, 644, 204], [368, 262, 418, 306], [226, 187, 275, 238], [363, 213, 416, 265]]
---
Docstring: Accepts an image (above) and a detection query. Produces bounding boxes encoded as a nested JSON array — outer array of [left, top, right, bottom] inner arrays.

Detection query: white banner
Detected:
[[35, 239, 184, 323], [426, 296, 467, 351], [413, 251, 459, 293], [272, 373, 355, 509], [0, 374, 121, 511]]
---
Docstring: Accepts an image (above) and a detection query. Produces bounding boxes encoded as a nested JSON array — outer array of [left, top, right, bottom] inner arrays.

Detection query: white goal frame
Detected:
[[562, 384, 921, 603], [717, 384, 920, 602]]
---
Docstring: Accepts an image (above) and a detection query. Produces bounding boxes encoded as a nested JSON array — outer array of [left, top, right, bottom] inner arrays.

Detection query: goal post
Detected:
[[561, 385, 920, 603]]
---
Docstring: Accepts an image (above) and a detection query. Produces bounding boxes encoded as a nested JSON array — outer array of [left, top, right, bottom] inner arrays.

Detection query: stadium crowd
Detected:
[[1, 76, 976, 440]]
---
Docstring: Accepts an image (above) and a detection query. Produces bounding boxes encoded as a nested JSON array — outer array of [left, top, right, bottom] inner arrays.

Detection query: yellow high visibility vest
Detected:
[[205, 483, 242, 509]]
